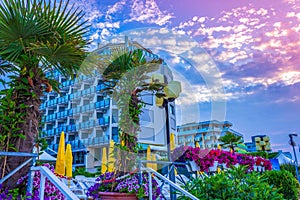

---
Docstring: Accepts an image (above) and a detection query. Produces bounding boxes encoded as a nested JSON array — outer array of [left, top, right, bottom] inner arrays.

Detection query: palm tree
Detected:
[[218, 132, 243, 153], [90, 47, 165, 174], [0, 0, 89, 187]]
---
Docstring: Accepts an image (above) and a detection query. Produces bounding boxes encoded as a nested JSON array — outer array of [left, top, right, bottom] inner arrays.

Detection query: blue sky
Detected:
[[70, 0, 300, 154]]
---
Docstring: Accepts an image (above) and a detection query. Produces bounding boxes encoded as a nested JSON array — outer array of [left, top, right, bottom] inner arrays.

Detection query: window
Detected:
[[97, 112, 103, 119], [112, 109, 118, 123], [81, 133, 88, 139], [140, 127, 155, 141], [140, 91, 153, 105], [112, 127, 119, 142], [97, 96, 104, 101], [96, 130, 103, 137], [169, 104, 175, 115], [170, 118, 176, 130], [140, 109, 153, 122], [94, 148, 101, 161]]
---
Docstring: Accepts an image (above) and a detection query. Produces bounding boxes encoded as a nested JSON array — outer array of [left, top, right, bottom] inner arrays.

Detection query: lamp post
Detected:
[[289, 134, 300, 182], [152, 74, 181, 200], [163, 98, 176, 200]]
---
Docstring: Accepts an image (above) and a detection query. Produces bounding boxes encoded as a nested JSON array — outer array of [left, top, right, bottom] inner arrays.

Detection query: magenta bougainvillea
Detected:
[[172, 146, 272, 172]]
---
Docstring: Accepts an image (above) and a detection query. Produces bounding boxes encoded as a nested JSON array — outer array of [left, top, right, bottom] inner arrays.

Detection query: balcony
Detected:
[[81, 103, 95, 114], [98, 117, 110, 127], [81, 87, 96, 98], [80, 120, 96, 130], [56, 110, 68, 121], [44, 113, 57, 123], [81, 136, 109, 147], [95, 99, 110, 112], [57, 95, 69, 105], [70, 91, 81, 103], [67, 124, 77, 132], [67, 140, 85, 149], [96, 84, 108, 95], [56, 126, 68, 134], [44, 129, 55, 137]]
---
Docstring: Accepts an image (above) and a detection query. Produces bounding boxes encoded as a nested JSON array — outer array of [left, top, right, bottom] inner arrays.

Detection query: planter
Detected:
[[209, 161, 218, 172], [98, 192, 138, 200], [187, 160, 200, 172]]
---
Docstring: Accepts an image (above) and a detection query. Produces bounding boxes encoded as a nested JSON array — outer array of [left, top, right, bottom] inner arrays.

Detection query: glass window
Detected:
[[97, 96, 104, 101], [140, 91, 153, 105], [169, 104, 175, 115], [139, 127, 155, 141], [112, 109, 118, 123], [140, 109, 153, 122], [96, 130, 103, 137], [94, 148, 101, 161], [112, 127, 119, 143], [170, 118, 176, 130]]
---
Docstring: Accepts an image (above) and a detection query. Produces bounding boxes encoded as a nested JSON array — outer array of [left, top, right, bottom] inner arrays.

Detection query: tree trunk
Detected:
[[1, 75, 43, 189]]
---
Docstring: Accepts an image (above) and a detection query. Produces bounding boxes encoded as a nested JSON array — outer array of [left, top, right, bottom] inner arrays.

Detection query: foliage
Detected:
[[0, 0, 90, 187], [178, 166, 283, 200], [262, 170, 300, 200], [87, 172, 162, 199], [218, 132, 243, 152], [73, 167, 99, 178], [93, 48, 165, 175], [280, 163, 299, 178]]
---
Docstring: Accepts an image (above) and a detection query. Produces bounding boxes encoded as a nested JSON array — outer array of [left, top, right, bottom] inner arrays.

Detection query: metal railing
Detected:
[[0, 152, 79, 200], [141, 166, 199, 200], [30, 166, 79, 200], [139, 160, 199, 200]]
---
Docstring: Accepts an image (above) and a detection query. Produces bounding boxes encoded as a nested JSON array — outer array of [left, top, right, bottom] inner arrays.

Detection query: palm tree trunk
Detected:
[[1, 75, 43, 188]]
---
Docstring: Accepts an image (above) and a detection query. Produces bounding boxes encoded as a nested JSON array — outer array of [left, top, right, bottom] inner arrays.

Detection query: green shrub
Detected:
[[178, 166, 283, 200], [280, 163, 300, 178], [262, 170, 299, 200]]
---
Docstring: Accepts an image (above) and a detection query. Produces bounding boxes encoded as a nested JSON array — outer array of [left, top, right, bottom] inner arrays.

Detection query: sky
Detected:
[[69, 0, 300, 155]]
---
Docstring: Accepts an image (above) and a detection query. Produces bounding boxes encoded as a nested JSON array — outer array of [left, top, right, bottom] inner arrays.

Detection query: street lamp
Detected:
[[289, 134, 300, 182], [152, 74, 181, 200]]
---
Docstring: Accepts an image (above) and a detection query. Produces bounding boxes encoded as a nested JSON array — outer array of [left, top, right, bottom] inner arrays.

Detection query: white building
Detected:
[[40, 37, 177, 171]]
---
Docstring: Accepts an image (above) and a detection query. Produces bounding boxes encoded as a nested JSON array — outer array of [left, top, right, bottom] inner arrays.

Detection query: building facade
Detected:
[[40, 37, 177, 171], [177, 120, 244, 149], [244, 135, 271, 152]]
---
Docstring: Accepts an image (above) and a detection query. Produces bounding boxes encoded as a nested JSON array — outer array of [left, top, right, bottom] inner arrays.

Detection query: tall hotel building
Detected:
[[40, 37, 177, 171]]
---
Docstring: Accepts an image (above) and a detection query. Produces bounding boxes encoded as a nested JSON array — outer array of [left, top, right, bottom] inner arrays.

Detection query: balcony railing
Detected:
[[81, 136, 109, 146], [95, 99, 110, 110]]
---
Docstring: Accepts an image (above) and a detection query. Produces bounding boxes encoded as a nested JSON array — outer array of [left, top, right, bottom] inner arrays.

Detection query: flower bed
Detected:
[[172, 146, 272, 172]]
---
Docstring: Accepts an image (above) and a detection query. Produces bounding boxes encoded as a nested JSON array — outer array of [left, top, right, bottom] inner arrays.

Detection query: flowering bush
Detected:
[[17, 163, 66, 200], [87, 172, 162, 199], [171, 146, 273, 172]]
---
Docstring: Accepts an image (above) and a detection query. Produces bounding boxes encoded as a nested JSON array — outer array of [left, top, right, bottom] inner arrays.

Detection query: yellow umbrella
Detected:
[[65, 144, 73, 188], [101, 147, 108, 174], [195, 142, 200, 148], [151, 154, 157, 171], [170, 133, 176, 151], [108, 140, 115, 172], [146, 146, 152, 168], [55, 132, 65, 176]]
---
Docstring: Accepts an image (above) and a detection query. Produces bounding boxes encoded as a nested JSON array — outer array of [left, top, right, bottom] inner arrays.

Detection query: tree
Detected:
[[0, 0, 89, 187], [218, 132, 243, 152], [89, 47, 165, 174]]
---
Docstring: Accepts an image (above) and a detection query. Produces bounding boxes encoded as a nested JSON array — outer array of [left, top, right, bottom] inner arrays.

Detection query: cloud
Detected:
[[125, 0, 173, 25]]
